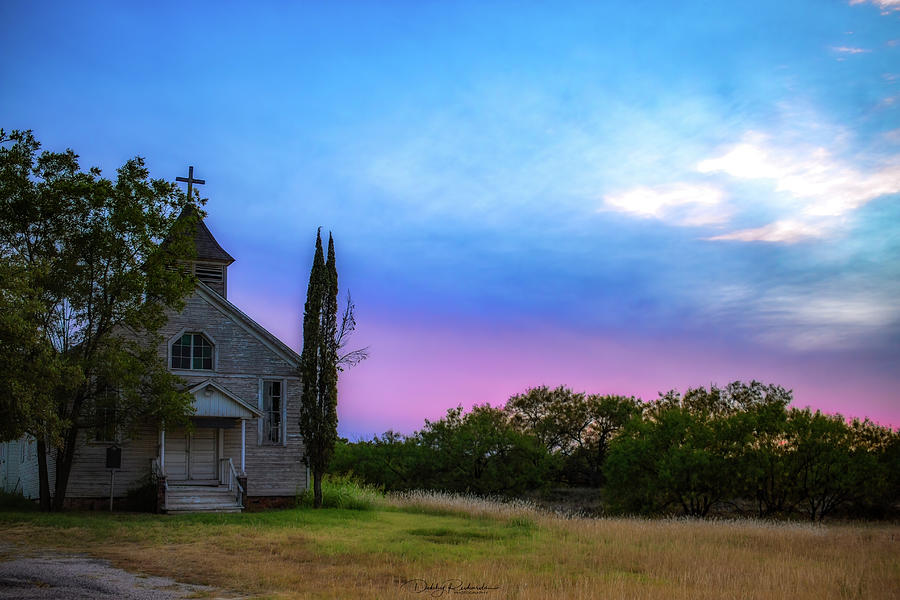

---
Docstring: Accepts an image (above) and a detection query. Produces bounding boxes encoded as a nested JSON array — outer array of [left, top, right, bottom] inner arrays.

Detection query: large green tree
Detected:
[[505, 386, 641, 486], [417, 404, 550, 494], [0, 129, 198, 510]]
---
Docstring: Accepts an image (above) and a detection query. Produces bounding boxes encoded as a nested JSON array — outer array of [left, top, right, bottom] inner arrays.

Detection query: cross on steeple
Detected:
[[176, 165, 205, 200]]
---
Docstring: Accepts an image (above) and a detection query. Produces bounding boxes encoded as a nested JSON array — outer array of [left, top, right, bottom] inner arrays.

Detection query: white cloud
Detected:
[[697, 132, 900, 242], [602, 126, 900, 244], [699, 136, 900, 216], [849, 0, 900, 14], [602, 183, 729, 226], [706, 219, 834, 243], [831, 46, 871, 54]]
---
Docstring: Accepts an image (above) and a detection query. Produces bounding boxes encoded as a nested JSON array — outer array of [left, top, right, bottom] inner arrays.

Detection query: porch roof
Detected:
[[187, 380, 263, 419]]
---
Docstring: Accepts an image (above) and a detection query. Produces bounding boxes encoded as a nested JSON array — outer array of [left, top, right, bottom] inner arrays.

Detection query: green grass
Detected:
[[0, 498, 897, 600], [297, 473, 384, 510]]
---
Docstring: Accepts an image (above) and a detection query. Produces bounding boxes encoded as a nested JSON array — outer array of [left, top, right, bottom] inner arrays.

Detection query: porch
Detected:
[[152, 380, 262, 513]]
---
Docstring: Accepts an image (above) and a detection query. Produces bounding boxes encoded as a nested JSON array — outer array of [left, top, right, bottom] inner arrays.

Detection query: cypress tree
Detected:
[[299, 229, 326, 507], [299, 229, 340, 508]]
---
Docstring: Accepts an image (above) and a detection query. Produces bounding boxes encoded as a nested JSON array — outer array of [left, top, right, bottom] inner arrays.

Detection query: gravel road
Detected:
[[0, 544, 218, 600]]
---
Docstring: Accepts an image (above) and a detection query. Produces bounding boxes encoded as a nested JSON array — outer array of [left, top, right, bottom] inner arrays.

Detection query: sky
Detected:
[[2, 0, 899, 437]]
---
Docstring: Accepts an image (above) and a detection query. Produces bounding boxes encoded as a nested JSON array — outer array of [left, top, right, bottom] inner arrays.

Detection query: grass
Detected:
[[298, 474, 383, 511], [0, 491, 897, 599]]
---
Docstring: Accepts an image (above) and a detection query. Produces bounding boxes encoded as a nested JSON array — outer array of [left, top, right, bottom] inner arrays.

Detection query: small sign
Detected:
[[106, 445, 122, 469]]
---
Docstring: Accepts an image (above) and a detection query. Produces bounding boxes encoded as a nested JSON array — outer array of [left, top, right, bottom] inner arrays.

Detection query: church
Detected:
[[0, 208, 308, 512]]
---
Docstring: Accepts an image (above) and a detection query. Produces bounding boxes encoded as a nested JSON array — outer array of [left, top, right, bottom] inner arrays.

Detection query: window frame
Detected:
[[258, 378, 287, 447], [168, 329, 217, 373], [90, 384, 121, 444]]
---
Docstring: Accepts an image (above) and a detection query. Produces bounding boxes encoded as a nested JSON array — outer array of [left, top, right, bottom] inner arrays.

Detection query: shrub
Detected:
[[125, 475, 158, 512], [0, 488, 36, 511], [298, 474, 383, 510]]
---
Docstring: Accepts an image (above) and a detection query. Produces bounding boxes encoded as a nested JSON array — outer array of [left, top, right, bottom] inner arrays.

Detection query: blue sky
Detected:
[[2, 0, 899, 435]]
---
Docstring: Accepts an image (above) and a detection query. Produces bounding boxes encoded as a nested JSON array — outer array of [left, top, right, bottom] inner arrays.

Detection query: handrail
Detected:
[[219, 457, 244, 508]]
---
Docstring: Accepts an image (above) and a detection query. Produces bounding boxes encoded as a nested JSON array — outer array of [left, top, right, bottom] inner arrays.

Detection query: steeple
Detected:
[[170, 205, 234, 298]]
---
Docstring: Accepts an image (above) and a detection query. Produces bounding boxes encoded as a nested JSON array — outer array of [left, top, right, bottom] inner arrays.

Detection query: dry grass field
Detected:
[[0, 491, 897, 599]]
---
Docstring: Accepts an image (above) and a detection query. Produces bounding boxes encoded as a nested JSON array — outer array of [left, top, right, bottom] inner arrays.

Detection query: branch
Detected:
[[333, 291, 368, 371], [338, 347, 369, 370]]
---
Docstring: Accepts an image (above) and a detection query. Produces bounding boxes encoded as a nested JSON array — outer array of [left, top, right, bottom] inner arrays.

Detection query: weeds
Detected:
[[0, 489, 36, 511], [297, 473, 383, 510]]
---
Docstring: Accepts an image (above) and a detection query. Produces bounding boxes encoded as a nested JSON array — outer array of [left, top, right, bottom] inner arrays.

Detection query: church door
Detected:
[[164, 429, 218, 482], [188, 429, 218, 481]]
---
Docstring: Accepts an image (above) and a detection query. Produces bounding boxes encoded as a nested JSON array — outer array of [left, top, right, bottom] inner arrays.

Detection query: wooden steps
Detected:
[[164, 483, 243, 513]]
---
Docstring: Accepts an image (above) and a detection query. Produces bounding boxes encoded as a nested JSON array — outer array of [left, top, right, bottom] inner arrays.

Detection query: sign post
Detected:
[[106, 444, 122, 511]]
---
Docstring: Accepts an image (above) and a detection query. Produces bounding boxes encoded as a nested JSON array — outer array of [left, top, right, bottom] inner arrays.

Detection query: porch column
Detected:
[[241, 419, 246, 473], [160, 428, 165, 470]]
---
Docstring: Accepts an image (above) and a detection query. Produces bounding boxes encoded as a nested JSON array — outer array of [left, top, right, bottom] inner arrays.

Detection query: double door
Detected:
[[165, 429, 217, 481]]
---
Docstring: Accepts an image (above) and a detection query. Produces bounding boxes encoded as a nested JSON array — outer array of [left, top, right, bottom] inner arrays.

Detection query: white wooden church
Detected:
[[0, 208, 308, 512]]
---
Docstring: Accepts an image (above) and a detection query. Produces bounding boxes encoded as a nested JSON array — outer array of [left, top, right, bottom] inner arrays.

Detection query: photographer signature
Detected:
[[400, 578, 501, 596]]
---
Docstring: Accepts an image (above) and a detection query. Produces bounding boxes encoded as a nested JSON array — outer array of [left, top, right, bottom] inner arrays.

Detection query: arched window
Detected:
[[171, 333, 213, 370]]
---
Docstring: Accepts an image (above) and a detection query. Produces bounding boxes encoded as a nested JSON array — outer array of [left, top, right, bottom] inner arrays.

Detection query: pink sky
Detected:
[[234, 291, 899, 438]]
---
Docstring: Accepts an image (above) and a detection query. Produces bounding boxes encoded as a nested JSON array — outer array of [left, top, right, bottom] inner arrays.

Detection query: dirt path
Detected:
[[0, 543, 220, 600]]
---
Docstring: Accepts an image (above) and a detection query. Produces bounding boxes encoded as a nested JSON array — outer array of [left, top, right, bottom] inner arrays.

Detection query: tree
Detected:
[[0, 129, 198, 510], [583, 394, 643, 486], [786, 409, 883, 521], [505, 386, 641, 486], [416, 405, 550, 494], [299, 230, 365, 508], [328, 432, 421, 491], [604, 385, 767, 517], [604, 402, 738, 516]]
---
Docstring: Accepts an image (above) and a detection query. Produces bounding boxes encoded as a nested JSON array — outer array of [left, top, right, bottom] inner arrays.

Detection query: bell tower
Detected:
[[172, 166, 235, 298]]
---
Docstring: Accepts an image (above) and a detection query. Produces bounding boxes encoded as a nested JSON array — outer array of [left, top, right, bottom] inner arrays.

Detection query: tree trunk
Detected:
[[36, 439, 51, 512], [313, 469, 323, 508], [51, 424, 80, 511], [50, 391, 86, 512]]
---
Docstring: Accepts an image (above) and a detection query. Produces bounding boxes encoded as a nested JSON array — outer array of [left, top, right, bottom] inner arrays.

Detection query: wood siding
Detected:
[[1, 437, 57, 499], [192, 386, 257, 418], [64, 426, 158, 498]]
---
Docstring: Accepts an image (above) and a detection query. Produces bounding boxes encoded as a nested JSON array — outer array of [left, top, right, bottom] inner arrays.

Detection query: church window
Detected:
[[93, 385, 119, 442], [262, 380, 282, 444], [171, 333, 213, 370]]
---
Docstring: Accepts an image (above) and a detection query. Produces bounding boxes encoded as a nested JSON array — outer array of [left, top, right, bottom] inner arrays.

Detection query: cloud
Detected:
[[602, 183, 729, 226], [756, 293, 900, 350], [698, 134, 900, 216], [700, 283, 900, 351], [706, 219, 834, 243], [605, 125, 900, 244], [696, 132, 900, 242], [849, 0, 900, 14], [831, 46, 871, 54]]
